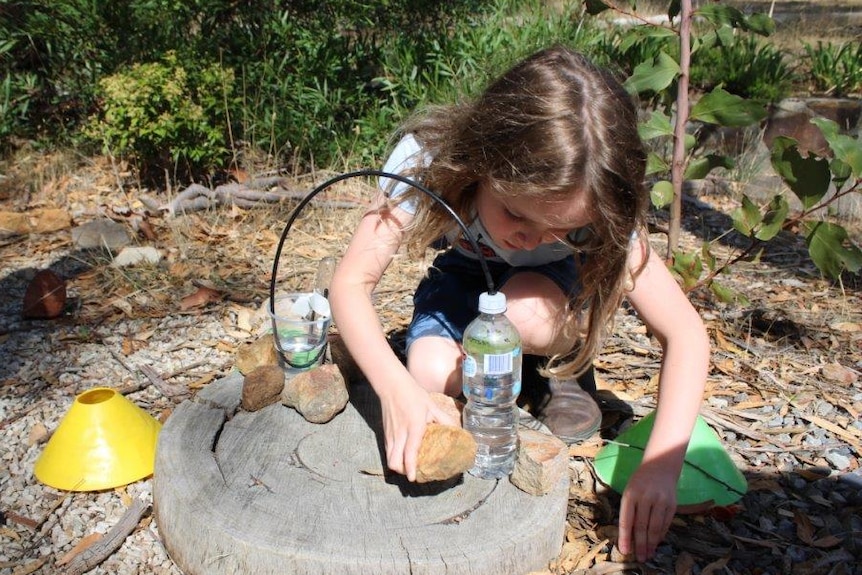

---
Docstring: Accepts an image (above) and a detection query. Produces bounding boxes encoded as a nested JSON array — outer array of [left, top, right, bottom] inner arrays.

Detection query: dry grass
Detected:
[[0, 148, 433, 336]]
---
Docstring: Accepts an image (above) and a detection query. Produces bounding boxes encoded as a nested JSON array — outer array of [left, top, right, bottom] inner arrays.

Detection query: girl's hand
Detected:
[[378, 383, 459, 481], [617, 463, 678, 562]]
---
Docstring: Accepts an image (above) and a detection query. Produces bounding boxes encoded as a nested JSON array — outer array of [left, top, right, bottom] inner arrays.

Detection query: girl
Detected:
[[329, 45, 709, 561]]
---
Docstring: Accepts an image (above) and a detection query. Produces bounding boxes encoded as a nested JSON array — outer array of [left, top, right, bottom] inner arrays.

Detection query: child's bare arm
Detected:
[[618, 243, 710, 560], [329, 199, 456, 481]]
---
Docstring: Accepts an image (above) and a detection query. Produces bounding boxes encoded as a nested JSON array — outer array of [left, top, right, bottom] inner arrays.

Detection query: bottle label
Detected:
[[483, 352, 513, 375]]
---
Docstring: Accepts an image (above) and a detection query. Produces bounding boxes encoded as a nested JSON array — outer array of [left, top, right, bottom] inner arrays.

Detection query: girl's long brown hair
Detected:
[[389, 45, 649, 377]]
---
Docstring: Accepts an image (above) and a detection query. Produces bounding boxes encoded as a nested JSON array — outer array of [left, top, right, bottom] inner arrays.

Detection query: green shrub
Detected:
[[0, 66, 38, 149], [690, 32, 793, 103], [360, 0, 599, 164], [86, 52, 235, 183], [0, 1, 114, 147], [804, 41, 862, 97], [236, 0, 596, 170]]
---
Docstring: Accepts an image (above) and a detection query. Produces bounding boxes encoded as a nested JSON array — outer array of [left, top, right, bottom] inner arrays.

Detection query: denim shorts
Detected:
[[405, 249, 580, 350]]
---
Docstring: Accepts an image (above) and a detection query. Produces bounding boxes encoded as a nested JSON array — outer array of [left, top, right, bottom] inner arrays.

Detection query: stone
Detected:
[[511, 428, 569, 496], [282, 364, 348, 424], [415, 423, 477, 483], [0, 208, 71, 236], [111, 246, 162, 268], [235, 334, 280, 375], [762, 97, 862, 159], [71, 218, 131, 251], [22, 269, 66, 319], [27, 422, 49, 446], [241, 365, 285, 412], [429, 392, 465, 425]]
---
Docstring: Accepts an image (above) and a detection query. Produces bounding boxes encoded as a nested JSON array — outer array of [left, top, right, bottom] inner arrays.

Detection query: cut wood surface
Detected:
[[153, 373, 568, 575]]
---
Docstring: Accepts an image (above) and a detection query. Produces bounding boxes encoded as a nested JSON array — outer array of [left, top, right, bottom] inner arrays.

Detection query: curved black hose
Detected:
[[269, 169, 495, 314]]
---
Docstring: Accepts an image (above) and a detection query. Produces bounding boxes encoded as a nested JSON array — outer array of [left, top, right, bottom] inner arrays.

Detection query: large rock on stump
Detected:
[[415, 423, 476, 483], [281, 363, 348, 423]]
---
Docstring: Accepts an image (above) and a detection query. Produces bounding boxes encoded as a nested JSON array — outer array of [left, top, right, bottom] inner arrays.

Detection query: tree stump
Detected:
[[154, 372, 568, 575]]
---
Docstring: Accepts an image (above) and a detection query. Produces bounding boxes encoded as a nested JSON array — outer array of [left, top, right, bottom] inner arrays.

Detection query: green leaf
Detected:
[[804, 221, 862, 278], [770, 137, 832, 210], [697, 4, 747, 27], [745, 13, 776, 35], [639, 111, 674, 140], [624, 51, 680, 95], [684, 133, 697, 151], [701, 242, 717, 271], [811, 117, 862, 177], [756, 195, 789, 241], [638, 26, 678, 40], [690, 88, 768, 127], [684, 154, 734, 180], [830, 158, 852, 188], [731, 194, 761, 236], [714, 24, 736, 47], [646, 152, 669, 176], [672, 250, 703, 289], [651, 179, 675, 208], [617, 25, 677, 56], [710, 281, 737, 304]]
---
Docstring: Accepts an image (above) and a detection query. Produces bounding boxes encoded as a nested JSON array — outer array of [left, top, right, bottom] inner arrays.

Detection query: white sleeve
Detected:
[[378, 134, 426, 215]]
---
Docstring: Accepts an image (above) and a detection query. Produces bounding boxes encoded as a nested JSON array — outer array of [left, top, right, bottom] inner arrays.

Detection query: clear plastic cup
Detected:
[[267, 292, 331, 371]]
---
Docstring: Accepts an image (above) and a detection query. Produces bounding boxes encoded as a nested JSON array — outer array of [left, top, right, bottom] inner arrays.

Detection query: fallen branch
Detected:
[[61, 498, 149, 575], [139, 364, 189, 399], [148, 177, 367, 216]]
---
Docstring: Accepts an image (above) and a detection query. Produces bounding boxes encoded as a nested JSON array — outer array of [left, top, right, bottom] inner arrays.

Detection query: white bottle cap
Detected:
[[478, 291, 507, 314]]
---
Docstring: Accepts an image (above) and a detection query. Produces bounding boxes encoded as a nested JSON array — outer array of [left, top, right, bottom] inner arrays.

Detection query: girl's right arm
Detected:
[[329, 195, 457, 481]]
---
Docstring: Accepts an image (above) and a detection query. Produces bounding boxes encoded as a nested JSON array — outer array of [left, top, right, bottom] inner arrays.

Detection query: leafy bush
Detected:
[[690, 33, 794, 103], [804, 41, 862, 97], [239, 0, 596, 170], [86, 52, 236, 183], [0, 1, 114, 146]]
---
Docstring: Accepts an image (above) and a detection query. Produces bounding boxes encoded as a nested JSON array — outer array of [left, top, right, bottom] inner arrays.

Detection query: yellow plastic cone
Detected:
[[34, 387, 161, 491]]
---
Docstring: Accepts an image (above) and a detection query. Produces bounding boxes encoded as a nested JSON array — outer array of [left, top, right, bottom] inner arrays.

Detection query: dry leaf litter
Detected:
[[0, 154, 860, 575]]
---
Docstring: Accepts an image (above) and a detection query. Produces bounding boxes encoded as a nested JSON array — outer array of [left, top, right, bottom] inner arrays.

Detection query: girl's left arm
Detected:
[[616, 239, 710, 562]]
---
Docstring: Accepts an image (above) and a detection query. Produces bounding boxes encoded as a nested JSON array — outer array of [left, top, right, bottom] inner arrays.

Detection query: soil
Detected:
[[0, 149, 860, 574]]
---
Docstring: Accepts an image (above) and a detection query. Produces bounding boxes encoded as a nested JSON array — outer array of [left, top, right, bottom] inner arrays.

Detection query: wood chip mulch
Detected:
[[0, 154, 860, 574]]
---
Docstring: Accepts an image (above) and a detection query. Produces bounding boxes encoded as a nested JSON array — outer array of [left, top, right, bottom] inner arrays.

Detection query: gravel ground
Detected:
[[1, 161, 861, 574]]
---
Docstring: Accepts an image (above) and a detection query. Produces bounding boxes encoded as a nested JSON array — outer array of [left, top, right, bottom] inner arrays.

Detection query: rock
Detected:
[[111, 246, 162, 268], [0, 208, 72, 236], [415, 423, 477, 483], [241, 365, 285, 412], [27, 422, 49, 446], [235, 334, 280, 375], [825, 451, 852, 471], [282, 364, 348, 423], [764, 97, 862, 157], [71, 218, 131, 251], [821, 362, 858, 385], [511, 429, 569, 496], [429, 392, 464, 425], [22, 269, 66, 319]]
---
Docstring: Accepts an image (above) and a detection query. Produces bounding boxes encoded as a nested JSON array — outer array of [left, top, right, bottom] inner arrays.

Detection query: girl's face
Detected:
[[475, 182, 592, 251]]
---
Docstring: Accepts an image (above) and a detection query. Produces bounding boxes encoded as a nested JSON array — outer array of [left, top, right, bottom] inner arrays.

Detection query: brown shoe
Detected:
[[538, 373, 602, 444]]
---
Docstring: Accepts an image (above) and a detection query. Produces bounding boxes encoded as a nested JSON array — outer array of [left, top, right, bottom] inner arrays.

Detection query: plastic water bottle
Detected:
[[462, 291, 522, 479]]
